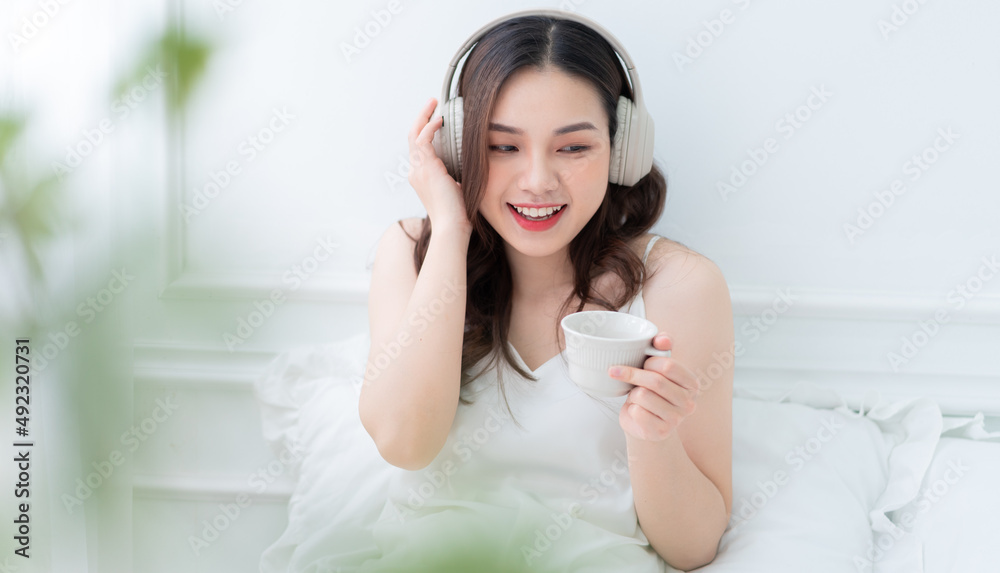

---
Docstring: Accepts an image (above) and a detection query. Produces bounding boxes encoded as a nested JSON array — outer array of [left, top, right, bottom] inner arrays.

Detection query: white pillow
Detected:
[[697, 391, 892, 572], [255, 333, 986, 573], [254, 331, 397, 572], [875, 429, 1000, 572]]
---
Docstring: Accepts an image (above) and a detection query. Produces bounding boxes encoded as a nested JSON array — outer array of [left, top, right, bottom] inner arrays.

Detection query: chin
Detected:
[[504, 226, 577, 256]]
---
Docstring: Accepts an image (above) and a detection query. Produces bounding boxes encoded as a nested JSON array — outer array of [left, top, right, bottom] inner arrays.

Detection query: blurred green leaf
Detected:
[[0, 109, 69, 288], [112, 25, 213, 116], [0, 113, 26, 167], [10, 173, 64, 282]]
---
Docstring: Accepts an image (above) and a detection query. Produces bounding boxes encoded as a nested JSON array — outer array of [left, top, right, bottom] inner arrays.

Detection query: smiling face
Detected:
[[478, 65, 611, 259]]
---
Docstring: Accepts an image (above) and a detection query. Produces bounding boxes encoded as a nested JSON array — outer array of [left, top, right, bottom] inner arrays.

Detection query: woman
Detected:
[[359, 11, 733, 572]]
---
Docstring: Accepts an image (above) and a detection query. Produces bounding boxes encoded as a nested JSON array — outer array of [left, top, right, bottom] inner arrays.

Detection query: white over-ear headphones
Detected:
[[432, 9, 656, 187]]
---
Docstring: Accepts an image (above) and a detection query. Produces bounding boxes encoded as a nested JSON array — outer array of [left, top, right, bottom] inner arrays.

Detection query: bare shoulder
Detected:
[[372, 217, 425, 282], [397, 216, 426, 242], [638, 233, 730, 305], [381, 217, 425, 259]]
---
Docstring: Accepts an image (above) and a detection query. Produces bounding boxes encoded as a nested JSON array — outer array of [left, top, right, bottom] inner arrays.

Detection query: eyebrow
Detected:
[[488, 121, 598, 136]]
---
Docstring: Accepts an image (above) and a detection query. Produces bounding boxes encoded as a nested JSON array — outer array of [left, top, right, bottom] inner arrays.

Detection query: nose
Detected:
[[518, 149, 559, 194]]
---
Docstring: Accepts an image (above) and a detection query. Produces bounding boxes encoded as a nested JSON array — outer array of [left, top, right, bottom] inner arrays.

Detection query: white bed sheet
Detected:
[[253, 332, 1000, 572]]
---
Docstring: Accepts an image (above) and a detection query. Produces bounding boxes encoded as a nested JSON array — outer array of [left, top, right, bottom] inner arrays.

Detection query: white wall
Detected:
[[171, 0, 1000, 374], [165, 0, 1000, 396], [3, 0, 998, 572]]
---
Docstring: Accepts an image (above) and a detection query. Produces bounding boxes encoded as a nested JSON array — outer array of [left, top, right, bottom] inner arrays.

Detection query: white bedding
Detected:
[[253, 331, 1000, 572]]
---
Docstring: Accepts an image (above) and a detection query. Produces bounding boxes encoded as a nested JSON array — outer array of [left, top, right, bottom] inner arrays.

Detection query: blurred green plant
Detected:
[[112, 25, 213, 116], [0, 21, 214, 571], [0, 112, 65, 310], [1, 25, 214, 326]]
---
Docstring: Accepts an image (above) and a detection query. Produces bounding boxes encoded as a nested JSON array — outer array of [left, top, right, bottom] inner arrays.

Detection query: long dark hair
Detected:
[[400, 14, 666, 427]]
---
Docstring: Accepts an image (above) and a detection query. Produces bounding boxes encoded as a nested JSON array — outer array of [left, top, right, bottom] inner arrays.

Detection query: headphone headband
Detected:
[[433, 9, 655, 187], [438, 9, 645, 119]]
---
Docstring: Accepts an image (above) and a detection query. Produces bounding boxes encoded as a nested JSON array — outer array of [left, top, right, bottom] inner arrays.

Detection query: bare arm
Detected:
[[358, 219, 472, 471], [360, 98, 474, 470], [613, 248, 734, 570]]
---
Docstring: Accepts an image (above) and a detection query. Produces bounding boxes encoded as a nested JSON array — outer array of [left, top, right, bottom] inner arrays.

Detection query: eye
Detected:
[[489, 145, 518, 153], [561, 145, 590, 153]]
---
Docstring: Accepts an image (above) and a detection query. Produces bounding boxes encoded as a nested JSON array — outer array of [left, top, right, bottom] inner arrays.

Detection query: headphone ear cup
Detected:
[[449, 97, 464, 179], [433, 97, 464, 181], [609, 95, 632, 185], [636, 108, 655, 184], [432, 103, 449, 171]]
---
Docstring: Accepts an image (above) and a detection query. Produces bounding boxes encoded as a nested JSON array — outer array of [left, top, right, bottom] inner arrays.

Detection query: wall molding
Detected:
[[133, 341, 277, 390], [158, 269, 1000, 323], [133, 473, 295, 502], [133, 337, 1000, 417], [733, 364, 1000, 417], [158, 271, 370, 303], [730, 286, 1000, 324]]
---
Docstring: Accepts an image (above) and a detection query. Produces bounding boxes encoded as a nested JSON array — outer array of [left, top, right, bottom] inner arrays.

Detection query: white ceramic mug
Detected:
[[560, 310, 671, 398]]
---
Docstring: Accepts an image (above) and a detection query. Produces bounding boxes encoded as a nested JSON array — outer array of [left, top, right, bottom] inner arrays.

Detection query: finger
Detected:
[[640, 356, 701, 395], [408, 97, 438, 144], [653, 333, 672, 351], [627, 382, 691, 422], [415, 113, 444, 147], [620, 401, 672, 440], [615, 363, 697, 415], [619, 402, 648, 435], [613, 360, 690, 397], [414, 115, 445, 164], [626, 368, 692, 412], [410, 116, 444, 168]]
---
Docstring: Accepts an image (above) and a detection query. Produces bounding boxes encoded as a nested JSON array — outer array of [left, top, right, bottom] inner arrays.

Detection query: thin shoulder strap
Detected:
[[642, 235, 661, 265]]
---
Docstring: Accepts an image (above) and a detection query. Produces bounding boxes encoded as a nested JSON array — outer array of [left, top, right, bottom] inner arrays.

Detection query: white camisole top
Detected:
[[364, 235, 673, 573]]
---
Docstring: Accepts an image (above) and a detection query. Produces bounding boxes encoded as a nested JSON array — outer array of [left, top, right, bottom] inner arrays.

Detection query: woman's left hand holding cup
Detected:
[[610, 334, 702, 442]]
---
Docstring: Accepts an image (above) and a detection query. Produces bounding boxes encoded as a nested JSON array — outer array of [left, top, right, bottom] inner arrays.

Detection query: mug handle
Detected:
[[644, 346, 671, 357]]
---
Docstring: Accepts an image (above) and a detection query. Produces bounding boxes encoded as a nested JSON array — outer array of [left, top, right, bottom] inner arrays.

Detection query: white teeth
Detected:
[[512, 204, 563, 219]]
